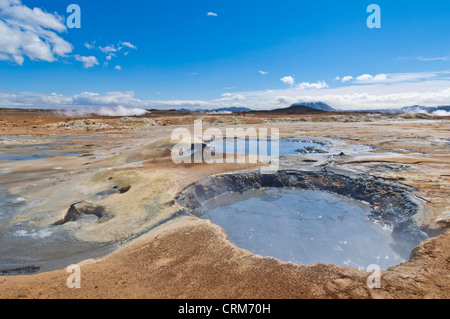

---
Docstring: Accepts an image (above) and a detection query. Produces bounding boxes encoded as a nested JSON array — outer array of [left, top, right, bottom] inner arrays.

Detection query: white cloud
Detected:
[[355, 74, 375, 81], [90, 41, 137, 54], [352, 71, 450, 84], [297, 81, 328, 90], [99, 45, 117, 54], [280, 76, 295, 86], [275, 96, 297, 105], [0, 0, 66, 32], [341, 76, 353, 83], [259, 70, 268, 75], [207, 12, 218, 17], [75, 55, 99, 68], [95, 41, 136, 65], [417, 56, 448, 62], [114, 65, 121, 71], [0, 0, 72, 65], [219, 93, 245, 101], [0, 1, 134, 68], [3, 71, 450, 111], [0, 91, 72, 107], [119, 41, 137, 50], [84, 41, 95, 50], [71, 91, 143, 107]]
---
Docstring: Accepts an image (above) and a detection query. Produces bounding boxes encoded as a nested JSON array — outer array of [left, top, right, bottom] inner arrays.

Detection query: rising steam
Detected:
[[57, 105, 149, 117]]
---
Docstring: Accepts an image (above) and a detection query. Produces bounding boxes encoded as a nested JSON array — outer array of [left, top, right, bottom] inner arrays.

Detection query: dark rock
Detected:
[[53, 201, 108, 225], [118, 185, 131, 194]]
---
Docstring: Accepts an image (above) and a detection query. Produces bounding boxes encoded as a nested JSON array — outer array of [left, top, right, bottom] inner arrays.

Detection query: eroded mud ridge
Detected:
[[179, 168, 429, 265]]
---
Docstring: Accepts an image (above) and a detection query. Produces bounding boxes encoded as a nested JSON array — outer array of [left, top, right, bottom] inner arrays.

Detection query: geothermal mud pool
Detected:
[[180, 168, 430, 270], [196, 188, 404, 270], [207, 136, 373, 157]]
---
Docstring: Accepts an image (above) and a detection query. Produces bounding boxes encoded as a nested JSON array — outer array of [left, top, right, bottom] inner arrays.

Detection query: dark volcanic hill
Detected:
[[291, 102, 335, 112], [251, 104, 328, 115]]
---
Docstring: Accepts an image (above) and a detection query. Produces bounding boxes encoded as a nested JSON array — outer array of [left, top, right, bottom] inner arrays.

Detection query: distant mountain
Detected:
[[291, 102, 336, 112], [176, 102, 335, 113], [251, 104, 328, 115], [211, 107, 252, 113], [177, 107, 252, 113], [196, 103, 334, 113]]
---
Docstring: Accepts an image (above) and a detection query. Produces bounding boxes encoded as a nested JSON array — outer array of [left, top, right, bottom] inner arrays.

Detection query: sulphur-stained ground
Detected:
[[0, 109, 448, 299]]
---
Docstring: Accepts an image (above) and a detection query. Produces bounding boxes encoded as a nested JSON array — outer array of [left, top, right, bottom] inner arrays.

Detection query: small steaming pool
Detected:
[[208, 138, 324, 156], [194, 188, 404, 270]]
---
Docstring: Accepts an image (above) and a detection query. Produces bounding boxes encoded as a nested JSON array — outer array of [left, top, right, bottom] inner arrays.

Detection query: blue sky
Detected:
[[1, 0, 450, 111]]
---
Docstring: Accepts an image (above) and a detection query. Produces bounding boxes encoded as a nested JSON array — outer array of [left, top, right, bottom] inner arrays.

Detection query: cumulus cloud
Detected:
[[0, 0, 72, 65], [341, 76, 353, 83], [297, 81, 328, 90], [417, 56, 448, 62], [219, 93, 245, 101], [71, 91, 144, 107], [84, 41, 95, 50], [75, 55, 99, 68], [207, 12, 218, 17], [355, 74, 375, 81], [94, 41, 137, 65], [280, 76, 295, 86], [259, 70, 268, 75], [355, 73, 387, 82], [0, 91, 72, 108], [3, 72, 450, 111], [119, 41, 137, 50], [352, 71, 450, 84], [114, 65, 121, 71], [93, 41, 137, 53], [275, 96, 296, 105], [99, 44, 118, 54]]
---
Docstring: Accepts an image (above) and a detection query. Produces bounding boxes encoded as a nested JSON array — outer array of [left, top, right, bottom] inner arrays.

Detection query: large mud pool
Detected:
[[179, 168, 430, 270], [196, 188, 406, 270]]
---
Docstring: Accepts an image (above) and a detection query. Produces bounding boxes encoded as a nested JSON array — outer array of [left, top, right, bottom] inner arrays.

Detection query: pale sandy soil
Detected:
[[0, 110, 448, 299]]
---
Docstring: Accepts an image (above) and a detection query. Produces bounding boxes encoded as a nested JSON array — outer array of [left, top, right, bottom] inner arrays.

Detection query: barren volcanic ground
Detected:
[[0, 109, 448, 299]]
